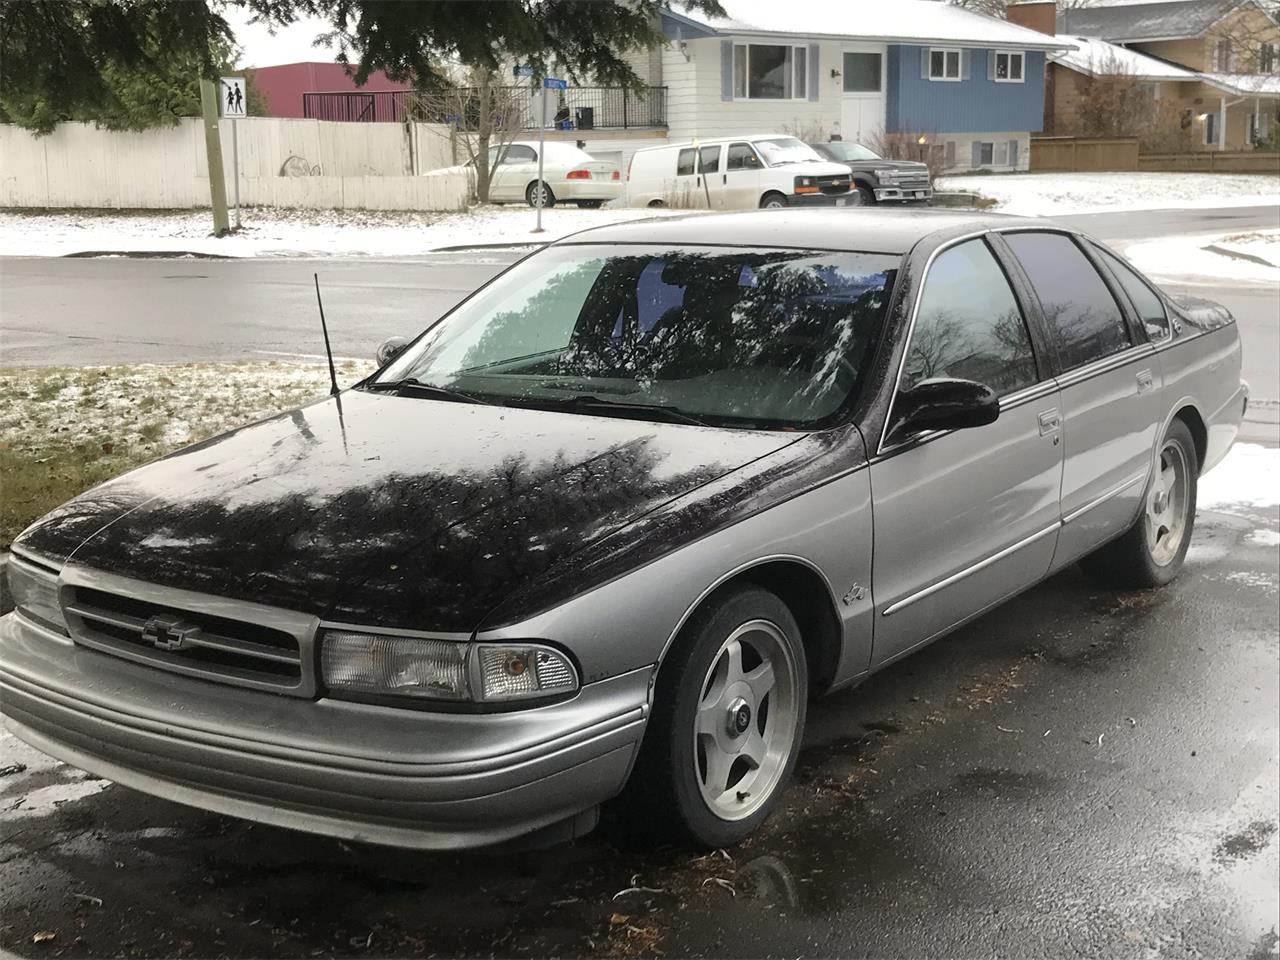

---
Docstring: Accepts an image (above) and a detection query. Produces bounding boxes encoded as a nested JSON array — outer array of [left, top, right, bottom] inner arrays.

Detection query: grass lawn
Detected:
[[0, 360, 373, 549]]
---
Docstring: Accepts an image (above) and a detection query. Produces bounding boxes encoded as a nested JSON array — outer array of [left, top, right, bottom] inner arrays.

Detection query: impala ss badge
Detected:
[[140, 615, 201, 652]]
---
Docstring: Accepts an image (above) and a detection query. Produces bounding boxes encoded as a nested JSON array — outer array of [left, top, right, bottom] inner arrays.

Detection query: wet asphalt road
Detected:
[[1, 502, 1277, 959]]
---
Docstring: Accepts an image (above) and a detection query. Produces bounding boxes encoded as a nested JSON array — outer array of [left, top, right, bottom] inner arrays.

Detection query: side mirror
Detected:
[[893, 377, 999, 436], [376, 336, 410, 367]]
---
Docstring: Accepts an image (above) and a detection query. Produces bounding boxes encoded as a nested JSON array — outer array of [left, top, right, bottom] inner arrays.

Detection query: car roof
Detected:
[[553, 208, 1058, 256], [633, 134, 802, 153]]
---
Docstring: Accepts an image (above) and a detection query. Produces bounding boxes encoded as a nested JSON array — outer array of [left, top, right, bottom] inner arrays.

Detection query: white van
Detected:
[[626, 135, 854, 209]]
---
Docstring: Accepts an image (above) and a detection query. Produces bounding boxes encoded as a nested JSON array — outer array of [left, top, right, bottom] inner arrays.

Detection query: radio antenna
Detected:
[[313, 273, 340, 397]]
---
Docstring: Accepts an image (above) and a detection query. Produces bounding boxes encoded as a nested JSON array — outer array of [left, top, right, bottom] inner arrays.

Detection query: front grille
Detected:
[[65, 586, 305, 692], [892, 175, 931, 191], [818, 177, 851, 196]]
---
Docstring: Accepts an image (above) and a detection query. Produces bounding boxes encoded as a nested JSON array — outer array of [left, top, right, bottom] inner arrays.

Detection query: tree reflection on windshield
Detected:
[[375, 245, 900, 429]]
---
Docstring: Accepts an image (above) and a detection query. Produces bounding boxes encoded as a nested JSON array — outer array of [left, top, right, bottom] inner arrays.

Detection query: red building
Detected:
[[247, 62, 410, 119]]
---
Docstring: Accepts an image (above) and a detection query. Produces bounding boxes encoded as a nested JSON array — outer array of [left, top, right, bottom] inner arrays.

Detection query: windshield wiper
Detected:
[[364, 378, 491, 405], [519, 394, 711, 427]]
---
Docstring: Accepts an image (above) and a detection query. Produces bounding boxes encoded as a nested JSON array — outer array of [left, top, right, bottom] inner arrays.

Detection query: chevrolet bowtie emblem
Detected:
[[141, 614, 201, 652]]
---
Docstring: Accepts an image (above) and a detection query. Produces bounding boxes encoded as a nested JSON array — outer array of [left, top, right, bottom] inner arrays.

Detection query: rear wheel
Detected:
[[1080, 419, 1198, 588], [575, 199, 605, 209], [628, 585, 807, 847], [647, 199, 666, 208], [760, 192, 788, 209], [526, 180, 556, 208]]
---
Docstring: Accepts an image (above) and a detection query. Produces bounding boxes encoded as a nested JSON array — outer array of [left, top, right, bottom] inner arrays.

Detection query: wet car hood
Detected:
[[15, 391, 798, 632]]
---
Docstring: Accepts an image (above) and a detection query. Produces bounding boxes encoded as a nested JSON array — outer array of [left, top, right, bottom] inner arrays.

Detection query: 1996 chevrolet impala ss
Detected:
[[1, 210, 1247, 850]]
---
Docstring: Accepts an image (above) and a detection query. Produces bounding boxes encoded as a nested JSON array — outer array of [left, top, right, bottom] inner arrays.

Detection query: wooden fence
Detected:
[[1031, 136, 1280, 175]]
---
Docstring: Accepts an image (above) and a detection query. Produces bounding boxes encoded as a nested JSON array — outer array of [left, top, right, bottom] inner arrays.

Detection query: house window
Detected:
[[928, 48, 962, 81], [1214, 38, 1233, 71], [1204, 111, 1218, 146], [1260, 42, 1278, 73], [843, 52, 882, 92], [1139, 82, 1160, 101], [979, 141, 994, 165], [993, 51, 1024, 82], [733, 44, 808, 100]]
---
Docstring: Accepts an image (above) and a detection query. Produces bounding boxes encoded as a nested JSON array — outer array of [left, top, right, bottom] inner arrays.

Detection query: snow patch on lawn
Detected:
[[1124, 229, 1280, 284], [1248, 528, 1280, 547], [0, 205, 699, 259], [937, 172, 1280, 218], [1198, 443, 1280, 510]]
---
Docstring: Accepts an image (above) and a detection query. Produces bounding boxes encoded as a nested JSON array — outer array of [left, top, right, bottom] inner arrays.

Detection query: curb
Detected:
[[1203, 242, 1277, 269], [61, 250, 236, 260]]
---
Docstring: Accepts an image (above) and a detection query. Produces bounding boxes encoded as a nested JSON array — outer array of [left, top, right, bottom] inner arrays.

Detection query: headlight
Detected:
[[793, 175, 820, 194], [6, 554, 67, 635], [320, 630, 578, 706]]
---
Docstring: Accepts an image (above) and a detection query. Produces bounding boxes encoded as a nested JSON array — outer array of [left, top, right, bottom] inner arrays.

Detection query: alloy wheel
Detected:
[[693, 619, 799, 821], [1146, 440, 1190, 566]]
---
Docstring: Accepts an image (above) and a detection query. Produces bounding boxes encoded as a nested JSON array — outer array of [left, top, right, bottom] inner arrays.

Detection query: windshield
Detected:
[[753, 137, 823, 167], [373, 245, 899, 429], [824, 142, 881, 162]]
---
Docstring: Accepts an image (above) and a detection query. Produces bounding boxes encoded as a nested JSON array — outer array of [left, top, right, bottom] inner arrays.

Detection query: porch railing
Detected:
[[302, 86, 667, 130]]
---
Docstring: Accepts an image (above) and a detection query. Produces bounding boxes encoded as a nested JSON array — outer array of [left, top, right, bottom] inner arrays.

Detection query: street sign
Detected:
[[542, 77, 567, 90], [220, 77, 247, 118], [513, 65, 535, 77]]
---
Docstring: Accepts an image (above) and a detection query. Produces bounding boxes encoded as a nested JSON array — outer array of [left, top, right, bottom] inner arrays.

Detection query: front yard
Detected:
[[0, 360, 373, 547]]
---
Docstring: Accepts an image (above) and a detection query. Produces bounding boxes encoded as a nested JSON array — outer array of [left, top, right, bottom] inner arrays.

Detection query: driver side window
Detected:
[[726, 143, 761, 170], [900, 238, 1038, 397]]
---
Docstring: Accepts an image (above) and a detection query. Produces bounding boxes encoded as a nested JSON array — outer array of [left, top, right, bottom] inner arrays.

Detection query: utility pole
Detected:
[[198, 78, 231, 237]]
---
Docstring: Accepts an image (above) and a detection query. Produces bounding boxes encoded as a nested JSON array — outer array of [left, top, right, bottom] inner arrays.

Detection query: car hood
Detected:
[[841, 158, 929, 174], [14, 391, 797, 632], [775, 160, 855, 178]]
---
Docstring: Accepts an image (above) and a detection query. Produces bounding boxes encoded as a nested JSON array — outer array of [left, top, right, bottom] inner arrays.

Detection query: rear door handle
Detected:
[[1136, 369, 1154, 394], [1038, 408, 1061, 436]]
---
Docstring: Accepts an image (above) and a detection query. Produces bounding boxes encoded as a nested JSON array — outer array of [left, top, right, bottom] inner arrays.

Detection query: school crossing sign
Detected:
[[220, 77, 247, 118]]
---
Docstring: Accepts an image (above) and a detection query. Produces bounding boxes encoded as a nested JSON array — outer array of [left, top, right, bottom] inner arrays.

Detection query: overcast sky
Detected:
[[223, 6, 339, 67]]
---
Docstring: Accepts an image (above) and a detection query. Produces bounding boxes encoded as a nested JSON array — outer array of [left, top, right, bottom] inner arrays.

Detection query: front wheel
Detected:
[[850, 184, 876, 206], [627, 585, 808, 847], [759, 192, 788, 209], [1080, 419, 1198, 588], [526, 180, 556, 208], [575, 199, 605, 209]]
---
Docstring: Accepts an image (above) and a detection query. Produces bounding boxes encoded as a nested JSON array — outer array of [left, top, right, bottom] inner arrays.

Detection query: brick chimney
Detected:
[[1006, 0, 1057, 36]]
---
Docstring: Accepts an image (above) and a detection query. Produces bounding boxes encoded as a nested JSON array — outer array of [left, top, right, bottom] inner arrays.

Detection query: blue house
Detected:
[[654, 0, 1073, 172]]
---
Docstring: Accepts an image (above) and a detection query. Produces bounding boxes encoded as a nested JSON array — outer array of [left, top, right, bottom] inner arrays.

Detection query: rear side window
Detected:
[[901, 238, 1039, 396], [676, 148, 696, 176], [1004, 232, 1131, 370], [1094, 245, 1170, 340], [502, 144, 536, 164]]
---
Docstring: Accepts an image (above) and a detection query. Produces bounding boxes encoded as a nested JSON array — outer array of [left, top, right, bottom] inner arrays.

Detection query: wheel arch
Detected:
[[1162, 398, 1208, 474], [656, 556, 843, 698]]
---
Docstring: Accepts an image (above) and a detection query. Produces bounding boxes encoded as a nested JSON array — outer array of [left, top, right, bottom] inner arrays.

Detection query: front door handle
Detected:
[[1038, 408, 1061, 437], [1136, 369, 1154, 394]]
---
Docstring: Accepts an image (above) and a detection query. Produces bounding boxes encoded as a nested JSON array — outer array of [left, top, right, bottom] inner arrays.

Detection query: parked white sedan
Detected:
[[479, 141, 622, 208]]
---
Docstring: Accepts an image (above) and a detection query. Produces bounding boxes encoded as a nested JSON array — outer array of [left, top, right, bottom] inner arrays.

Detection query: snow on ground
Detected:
[[1124, 229, 1280, 285], [1198, 443, 1280, 510], [0, 205, 698, 259], [937, 172, 1280, 218]]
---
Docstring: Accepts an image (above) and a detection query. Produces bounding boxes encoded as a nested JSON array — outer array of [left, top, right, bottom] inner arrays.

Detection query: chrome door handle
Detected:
[[1038, 408, 1061, 436], [1136, 369, 1154, 394]]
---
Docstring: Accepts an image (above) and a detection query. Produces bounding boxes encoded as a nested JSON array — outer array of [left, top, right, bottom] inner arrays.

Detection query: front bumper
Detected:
[[875, 185, 932, 202], [0, 611, 649, 849], [789, 192, 857, 207]]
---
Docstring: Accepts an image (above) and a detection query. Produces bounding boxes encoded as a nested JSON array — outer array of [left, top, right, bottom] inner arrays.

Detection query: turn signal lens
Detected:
[[476, 643, 578, 702], [611, 170, 621, 180], [566, 169, 592, 179]]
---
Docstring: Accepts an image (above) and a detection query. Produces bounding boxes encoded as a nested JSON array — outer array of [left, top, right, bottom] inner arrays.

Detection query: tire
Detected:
[[851, 183, 876, 206], [760, 192, 788, 209], [627, 585, 808, 848], [1079, 418, 1199, 589], [647, 199, 666, 208], [575, 199, 605, 209], [525, 180, 556, 208]]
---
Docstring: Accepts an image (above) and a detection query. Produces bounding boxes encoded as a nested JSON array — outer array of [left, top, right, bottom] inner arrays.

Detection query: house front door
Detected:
[[840, 45, 887, 146]]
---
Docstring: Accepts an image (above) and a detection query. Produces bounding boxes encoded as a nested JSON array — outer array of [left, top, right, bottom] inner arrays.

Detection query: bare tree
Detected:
[[866, 128, 946, 176], [409, 66, 531, 202]]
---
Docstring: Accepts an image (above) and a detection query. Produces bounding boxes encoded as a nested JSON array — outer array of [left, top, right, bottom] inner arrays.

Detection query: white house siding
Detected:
[[663, 36, 843, 142]]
